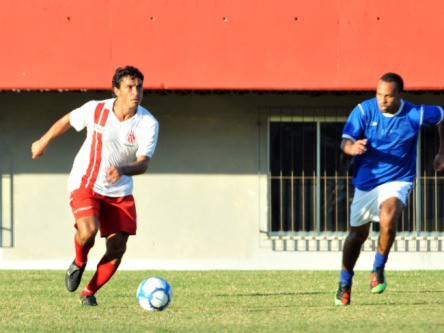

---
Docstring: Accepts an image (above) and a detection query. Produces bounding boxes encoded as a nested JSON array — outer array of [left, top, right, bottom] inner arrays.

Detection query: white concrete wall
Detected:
[[1, 91, 444, 270]]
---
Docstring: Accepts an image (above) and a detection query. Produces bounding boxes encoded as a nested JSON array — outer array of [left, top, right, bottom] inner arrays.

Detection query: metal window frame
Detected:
[[265, 109, 444, 251]]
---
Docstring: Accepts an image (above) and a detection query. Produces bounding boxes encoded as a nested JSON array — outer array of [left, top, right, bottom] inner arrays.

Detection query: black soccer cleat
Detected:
[[335, 282, 351, 306], [65, 260, 85, 292], [80, 294, 98, 306], [370, 268, 387, 294]]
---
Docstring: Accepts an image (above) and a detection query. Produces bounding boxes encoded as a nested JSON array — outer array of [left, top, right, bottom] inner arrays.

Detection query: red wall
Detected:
[[2, 0, 444, 90]]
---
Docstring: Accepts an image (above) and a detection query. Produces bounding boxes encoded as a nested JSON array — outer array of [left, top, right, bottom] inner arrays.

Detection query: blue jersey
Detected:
[[342, 98, 443, 191]]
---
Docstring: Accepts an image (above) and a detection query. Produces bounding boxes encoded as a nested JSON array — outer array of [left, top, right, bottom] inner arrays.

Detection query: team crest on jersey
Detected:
[[125, 131, 137, 146]]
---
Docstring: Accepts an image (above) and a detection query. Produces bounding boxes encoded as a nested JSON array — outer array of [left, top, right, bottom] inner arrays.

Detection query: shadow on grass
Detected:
[[358, 299, 444, 306], [391, 290, 444, 294], [215, 291, 322, 297]]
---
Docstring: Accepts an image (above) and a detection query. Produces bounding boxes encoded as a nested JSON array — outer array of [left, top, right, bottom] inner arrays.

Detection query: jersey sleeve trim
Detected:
[[420, 105, 424, 127], [342, 134, 356, 142], [437, 106, 444, 125]]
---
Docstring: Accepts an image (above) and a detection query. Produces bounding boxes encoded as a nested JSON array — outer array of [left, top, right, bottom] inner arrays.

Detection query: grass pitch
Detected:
[[1, 270, 443, 332]]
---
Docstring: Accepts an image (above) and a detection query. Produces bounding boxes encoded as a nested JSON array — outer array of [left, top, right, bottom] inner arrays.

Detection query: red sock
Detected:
[[81, 258, 118, 296], [74, 236, 93, 268]]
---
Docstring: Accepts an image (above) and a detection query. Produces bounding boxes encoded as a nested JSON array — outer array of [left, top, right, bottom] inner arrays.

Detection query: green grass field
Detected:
[[1, 270, 443, 332]]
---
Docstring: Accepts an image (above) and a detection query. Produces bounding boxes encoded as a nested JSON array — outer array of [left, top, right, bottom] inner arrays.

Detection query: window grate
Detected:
[[266, 107, 444, 251]]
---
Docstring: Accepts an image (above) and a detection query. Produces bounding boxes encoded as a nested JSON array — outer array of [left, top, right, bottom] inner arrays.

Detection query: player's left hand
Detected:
[[106, 166, 123, 184], [433, 154, 444, 172]]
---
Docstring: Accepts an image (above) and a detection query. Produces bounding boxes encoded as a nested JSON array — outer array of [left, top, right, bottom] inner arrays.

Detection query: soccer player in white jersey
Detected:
[[335, 73, 444, 305], [31, 66, 159, 306]]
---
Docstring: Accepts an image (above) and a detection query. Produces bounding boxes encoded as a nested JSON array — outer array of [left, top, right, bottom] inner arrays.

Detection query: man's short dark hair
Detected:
[[112, 66, 144, 91], [380, 72, 404, 92]]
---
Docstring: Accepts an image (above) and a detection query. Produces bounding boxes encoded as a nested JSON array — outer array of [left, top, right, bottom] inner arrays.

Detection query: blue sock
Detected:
[[340, 269, 354, 286], [373, 252, 388, 271]]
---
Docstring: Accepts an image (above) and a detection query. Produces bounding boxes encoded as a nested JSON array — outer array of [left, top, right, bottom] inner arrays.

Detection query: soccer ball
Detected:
[[136, 276, 172, 311]]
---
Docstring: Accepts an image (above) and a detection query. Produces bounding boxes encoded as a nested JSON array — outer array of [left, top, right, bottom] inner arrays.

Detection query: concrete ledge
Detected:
[[1, 251, 444, 270]]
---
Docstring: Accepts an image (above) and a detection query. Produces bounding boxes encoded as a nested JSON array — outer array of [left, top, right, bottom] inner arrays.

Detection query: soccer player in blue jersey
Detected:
[[334, 73, 444, 305]]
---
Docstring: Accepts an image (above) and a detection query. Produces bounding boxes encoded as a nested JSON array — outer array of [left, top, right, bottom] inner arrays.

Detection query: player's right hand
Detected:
[[31, 139, 47, 159], [433, 153, 444, 172]]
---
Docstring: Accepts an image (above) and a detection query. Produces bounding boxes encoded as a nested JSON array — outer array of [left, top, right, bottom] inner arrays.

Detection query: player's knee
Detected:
[[380, 221, 397, 235], [76, 217, 99, 243], [76, 231, 96, 246], [105, 233, 129, 259], [348, 228, 369, 244], [106, 239, 127, 257], [380, 199, 403, 219], [106, 244, 127, 259]]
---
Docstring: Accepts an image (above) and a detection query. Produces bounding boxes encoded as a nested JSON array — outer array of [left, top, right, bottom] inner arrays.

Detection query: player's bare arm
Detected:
[[106, 155, 150, 184], [433, 122, 444, 172], [31, 113, 72, 159], [340, 138, 368, 156]]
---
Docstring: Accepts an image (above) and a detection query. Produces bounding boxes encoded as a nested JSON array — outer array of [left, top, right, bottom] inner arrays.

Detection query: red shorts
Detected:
[[70, 188, 137, 238]]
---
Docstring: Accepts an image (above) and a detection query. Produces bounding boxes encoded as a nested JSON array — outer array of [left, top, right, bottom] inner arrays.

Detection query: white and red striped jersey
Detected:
[[67, 98, 159, 197]]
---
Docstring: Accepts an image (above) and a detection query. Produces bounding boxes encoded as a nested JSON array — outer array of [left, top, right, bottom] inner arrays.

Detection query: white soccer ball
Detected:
[[136, 276, 172, 311]]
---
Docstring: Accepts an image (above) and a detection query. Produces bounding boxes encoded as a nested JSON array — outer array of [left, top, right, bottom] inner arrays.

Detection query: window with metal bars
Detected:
[[269, 111, 444, 238]]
